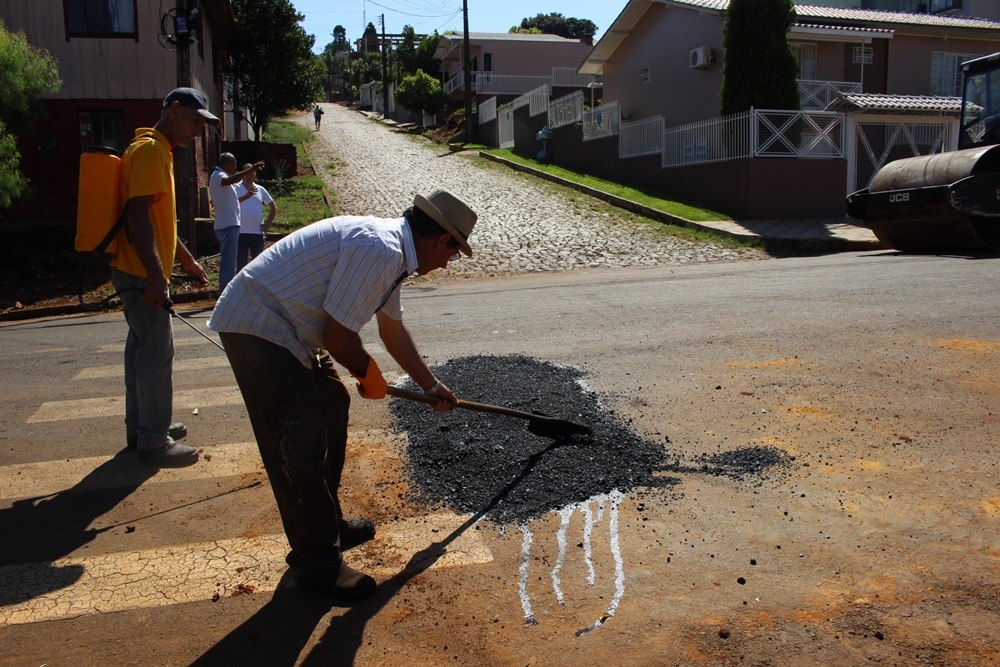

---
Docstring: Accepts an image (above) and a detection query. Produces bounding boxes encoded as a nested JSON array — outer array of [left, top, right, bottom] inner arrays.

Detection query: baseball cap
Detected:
[[163, 87, 220, 125]]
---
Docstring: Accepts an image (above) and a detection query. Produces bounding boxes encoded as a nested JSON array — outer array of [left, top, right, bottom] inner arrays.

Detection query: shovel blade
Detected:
[[526, 413, 592, 440]]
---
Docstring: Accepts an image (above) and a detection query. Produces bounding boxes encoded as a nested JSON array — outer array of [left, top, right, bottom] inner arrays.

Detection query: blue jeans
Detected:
[[215, 225, 240, 293], [111, 269, 175, 451], [237, 233, 265, 270]]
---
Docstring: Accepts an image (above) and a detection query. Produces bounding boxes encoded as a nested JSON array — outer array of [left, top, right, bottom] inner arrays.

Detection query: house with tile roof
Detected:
[[552, 0, 1000, 218], [434, 32, 597, 108]]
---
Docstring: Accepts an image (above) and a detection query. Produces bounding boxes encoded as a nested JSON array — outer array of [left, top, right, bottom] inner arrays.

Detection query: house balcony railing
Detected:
[[444, 69, 601, 97], [798, 79, 862, 110]]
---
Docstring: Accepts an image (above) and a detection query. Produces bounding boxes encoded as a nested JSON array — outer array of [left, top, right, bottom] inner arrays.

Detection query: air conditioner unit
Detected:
[[689, 46, 714, 69]]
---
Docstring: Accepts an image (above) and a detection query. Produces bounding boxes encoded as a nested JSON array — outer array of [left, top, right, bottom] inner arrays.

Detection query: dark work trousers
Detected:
[[219, 332, 348, 576]]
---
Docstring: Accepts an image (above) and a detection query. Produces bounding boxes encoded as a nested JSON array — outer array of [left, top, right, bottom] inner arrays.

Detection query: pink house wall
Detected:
[[603, 4, 724, 125]]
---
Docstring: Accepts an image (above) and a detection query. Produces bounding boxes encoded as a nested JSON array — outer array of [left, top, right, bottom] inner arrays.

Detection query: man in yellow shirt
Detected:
[[109, 87, 214, 466]]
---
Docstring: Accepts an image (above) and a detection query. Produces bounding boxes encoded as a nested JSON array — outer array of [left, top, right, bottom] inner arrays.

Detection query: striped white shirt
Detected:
[[207, 215, 418, 367]]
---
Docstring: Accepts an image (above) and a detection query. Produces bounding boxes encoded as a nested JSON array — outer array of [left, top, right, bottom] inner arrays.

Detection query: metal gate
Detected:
[[851, 118, 956, 192]]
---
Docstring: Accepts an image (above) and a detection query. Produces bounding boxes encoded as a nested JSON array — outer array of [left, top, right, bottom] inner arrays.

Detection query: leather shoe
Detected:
[[137, 439, 199, 467], [340, 518, 376, 551], [127, 423, 188, 450], [294, 561, 376, 600]]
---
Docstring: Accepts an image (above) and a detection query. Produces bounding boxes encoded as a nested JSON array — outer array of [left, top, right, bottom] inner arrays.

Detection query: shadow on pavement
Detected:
[[0, 449, 156, 605]]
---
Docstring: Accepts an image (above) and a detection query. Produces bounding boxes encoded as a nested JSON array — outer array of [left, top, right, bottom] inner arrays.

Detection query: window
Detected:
[[65, 0, 137, 38], [483, 53, 492, 72], [78, 111, 125, 152], [640, 67, 651, 83], [853, 46, 873, 65], [792, 43, 817, 80], [931, 51, 981, 97]]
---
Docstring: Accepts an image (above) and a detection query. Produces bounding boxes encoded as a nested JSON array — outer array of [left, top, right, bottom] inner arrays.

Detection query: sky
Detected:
[[288, 0, 625, 53]]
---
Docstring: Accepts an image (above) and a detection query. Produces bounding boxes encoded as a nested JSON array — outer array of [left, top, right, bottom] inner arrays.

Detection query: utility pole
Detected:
[[462, 0, 473, 142], [380, 14, 389, 117], [174, 0, 196, 256]]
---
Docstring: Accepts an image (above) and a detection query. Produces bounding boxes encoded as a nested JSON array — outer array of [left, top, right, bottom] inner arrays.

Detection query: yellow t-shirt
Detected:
[[109, 128, 177, 278]]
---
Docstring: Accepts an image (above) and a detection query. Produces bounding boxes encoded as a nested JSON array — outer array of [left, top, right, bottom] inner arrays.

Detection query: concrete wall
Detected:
[[886, 34, 994, 95], [603, 4, 725, 126], [542, 116, 848, 219]]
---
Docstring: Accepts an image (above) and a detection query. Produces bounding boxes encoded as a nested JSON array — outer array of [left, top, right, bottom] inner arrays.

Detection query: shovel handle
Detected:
[[386, 385, 542, 422]]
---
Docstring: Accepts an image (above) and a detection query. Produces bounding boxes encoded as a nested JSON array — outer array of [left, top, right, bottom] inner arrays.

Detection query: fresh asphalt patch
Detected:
[[390, 355, 793, 525]]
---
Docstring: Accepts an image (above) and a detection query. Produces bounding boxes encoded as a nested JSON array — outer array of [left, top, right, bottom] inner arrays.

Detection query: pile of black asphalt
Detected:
[[389, 354, 792, 525]]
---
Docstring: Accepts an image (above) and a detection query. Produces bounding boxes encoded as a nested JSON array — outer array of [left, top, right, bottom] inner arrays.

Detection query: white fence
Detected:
[[549, 91, 584, 129], [583, 101, 620, 141], [662, 108, 844, 167], [528, 85, 550, 117], [478, 96, 496, 125], [444, 68, 601, 97], [619, 115, 664, 158], [552, 68, 601, 88]]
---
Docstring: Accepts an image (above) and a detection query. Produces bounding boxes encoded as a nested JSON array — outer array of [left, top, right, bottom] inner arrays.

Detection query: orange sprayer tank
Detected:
[[75, 146, 122, 252]]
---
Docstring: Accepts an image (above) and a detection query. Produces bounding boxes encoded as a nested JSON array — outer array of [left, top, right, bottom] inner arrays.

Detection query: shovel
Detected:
[[386, 385, 592, 440]]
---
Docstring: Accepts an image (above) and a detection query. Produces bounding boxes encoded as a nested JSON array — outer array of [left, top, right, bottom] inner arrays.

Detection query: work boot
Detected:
[[137, 438, 199, 467], [294, 561, 376, 601], [340, 518, 376, 551], [127, 423, 188, 450]]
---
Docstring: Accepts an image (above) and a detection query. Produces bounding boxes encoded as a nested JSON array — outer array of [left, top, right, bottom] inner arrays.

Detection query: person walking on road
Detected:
[[235, 163, 276, 270], [110, 87, 215, 467], [209, 153, 264, 293], [313, 104, 324, 130], [208, 190, 478, 600]]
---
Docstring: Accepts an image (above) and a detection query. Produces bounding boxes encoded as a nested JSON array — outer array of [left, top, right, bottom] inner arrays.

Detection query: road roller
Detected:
[[847, 52, 1000, 253]]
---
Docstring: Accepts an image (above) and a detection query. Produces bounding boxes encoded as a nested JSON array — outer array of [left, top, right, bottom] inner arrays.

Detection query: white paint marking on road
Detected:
[[0, 513, 493, 626], [26, 386, 243, 423], [96, 336, 217, 353], [0, 441, 262, 501], [73, 356, 232, 380], [518, 524, 538, 625]]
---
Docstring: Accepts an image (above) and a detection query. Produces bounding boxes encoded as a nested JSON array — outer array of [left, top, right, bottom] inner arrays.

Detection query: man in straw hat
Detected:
[[208, 190, 477, 600]]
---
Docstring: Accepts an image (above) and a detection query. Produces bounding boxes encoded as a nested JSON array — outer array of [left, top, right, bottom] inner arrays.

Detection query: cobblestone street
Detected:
[[304, 104, 768, 280]]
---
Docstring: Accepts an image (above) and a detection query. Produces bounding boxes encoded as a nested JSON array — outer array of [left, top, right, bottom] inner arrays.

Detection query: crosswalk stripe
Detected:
[[73, 356, 232, 380], [0, 513, 493, 626], [96, 336, 218, 353], [26, 386, 244, 423], [0, 441, 262, 500]]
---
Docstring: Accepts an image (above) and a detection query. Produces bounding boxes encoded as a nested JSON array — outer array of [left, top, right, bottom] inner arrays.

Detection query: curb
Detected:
[[0, 289, 216, 324]]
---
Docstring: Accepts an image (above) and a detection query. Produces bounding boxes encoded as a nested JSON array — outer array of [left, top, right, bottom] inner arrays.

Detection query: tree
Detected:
[[394, 70, 445, 127], [0, 20, 60, 208], [396, 25, 418, 81], [226, 0, 325, 145], [321, 27, 352, 99], [414, 32, 441, 79], [719, 0, 800, 115], [511, 13, 597, 41]]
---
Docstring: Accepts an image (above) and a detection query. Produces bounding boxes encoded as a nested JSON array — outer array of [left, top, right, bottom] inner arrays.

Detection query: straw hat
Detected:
[[413, 190, 477, 256]]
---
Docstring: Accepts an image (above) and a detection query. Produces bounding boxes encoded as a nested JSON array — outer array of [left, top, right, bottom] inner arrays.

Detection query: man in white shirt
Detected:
[[208, 153, 263, 292], [208, 190, 477, 602], [235, 163, 276, 270]]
